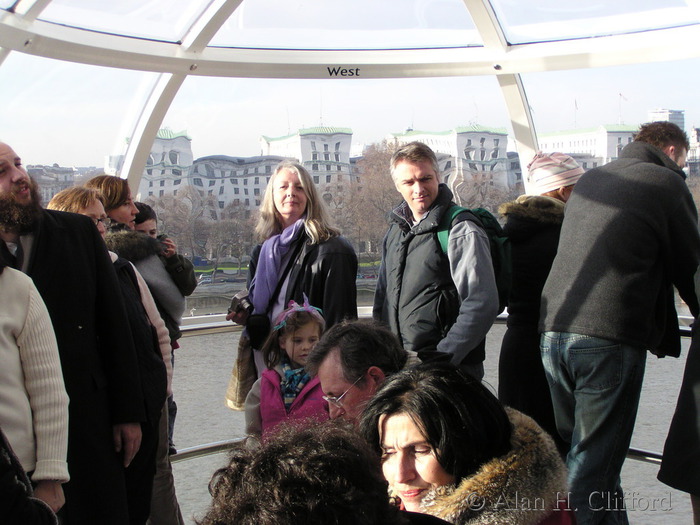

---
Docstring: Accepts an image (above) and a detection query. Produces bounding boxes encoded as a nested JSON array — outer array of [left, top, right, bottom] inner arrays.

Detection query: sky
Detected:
[[1, 49, 700, 168]]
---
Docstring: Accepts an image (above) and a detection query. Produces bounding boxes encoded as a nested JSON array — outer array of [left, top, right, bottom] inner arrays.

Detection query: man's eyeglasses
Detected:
[[322, 375, 363, 409], [92, 217, 112, 228]]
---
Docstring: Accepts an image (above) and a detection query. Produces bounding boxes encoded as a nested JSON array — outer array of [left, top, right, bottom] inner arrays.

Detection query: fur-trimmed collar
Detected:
[[421, 409, 568, 525], [498, 195, 565, 225], [105, 229, 163, 263]]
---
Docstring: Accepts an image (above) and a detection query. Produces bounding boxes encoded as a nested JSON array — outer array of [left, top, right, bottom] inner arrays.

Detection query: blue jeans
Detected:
[[541, 332, 647, 525]]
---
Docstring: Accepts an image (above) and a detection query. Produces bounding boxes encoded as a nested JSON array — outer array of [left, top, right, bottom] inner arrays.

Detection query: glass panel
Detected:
[[491, 0, 697, 44], [210, 0, 480, 50], [0, 52, 158, 168], [38, 0, 211, 43], [159, 74, 511, 313], [522, 58, 700, 208]]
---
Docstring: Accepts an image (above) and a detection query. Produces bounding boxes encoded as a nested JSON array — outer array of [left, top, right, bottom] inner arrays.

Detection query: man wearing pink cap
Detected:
[[539, 122, 700, 525]]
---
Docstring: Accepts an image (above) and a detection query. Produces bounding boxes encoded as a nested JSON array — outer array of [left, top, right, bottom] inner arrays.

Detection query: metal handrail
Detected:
[[173, 312, 689, 466], [170, 438, 663, 466]]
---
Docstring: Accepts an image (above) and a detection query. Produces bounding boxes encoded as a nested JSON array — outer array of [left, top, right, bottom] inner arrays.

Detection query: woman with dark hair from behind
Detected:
[[198, 421, 449, 525], [359, 362, 573, 525]]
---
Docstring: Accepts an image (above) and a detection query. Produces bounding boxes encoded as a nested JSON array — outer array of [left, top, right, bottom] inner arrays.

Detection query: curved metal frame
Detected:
[[2, 2, 700, 189]]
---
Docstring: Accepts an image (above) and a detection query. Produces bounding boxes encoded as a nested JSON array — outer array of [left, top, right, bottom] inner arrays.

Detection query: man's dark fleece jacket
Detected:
[[540, 141, 700, 358]]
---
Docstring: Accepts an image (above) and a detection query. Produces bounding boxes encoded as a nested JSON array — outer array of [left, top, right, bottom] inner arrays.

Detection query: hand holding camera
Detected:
[[157, 234, 177, 258], [226, 289, 253, 325]]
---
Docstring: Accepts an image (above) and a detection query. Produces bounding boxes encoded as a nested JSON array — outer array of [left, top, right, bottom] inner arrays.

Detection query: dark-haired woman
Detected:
[[360, 362, 574, 525]]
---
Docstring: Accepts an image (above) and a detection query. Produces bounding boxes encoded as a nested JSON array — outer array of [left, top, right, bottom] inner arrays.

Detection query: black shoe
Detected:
[[168, 446, 177, 455]]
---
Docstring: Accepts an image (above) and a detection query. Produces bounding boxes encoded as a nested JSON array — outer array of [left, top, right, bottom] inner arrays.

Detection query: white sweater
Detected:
[[0, 267, 69, 482]]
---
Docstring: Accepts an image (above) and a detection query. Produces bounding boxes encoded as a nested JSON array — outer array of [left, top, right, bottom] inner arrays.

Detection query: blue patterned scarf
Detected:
[[280, 355, 311, 411]]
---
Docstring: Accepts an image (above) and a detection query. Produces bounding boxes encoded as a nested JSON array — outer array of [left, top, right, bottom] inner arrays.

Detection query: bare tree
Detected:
[[451, 171, 520, 215], [147, 186, 218, 258], [345, 141, 400, 260]]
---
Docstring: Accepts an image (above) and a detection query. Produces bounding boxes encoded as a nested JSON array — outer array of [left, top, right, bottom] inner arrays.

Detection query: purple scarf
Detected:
[[249, 218, 306, 315]]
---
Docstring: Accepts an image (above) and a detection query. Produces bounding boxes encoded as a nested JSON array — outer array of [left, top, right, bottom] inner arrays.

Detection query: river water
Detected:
[[170, 324, 694, 524]]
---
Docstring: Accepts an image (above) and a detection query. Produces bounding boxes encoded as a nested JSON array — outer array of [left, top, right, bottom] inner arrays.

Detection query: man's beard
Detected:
[[0, 177, 43, 235]]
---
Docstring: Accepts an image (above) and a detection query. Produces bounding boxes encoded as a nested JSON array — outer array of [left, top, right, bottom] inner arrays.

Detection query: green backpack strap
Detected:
[[437, 205, 469, 254]]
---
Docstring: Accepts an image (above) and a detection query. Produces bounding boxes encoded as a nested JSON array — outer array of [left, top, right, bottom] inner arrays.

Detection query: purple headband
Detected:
[[272, 296, 325, 332]]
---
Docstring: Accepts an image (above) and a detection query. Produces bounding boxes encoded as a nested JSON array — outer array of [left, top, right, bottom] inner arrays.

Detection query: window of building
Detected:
[[173, 190, 177, 196], [245, 199, 249, 206], [254, 188, 260, 195], [265, 166, 271, 174], [244, 188, 248, 195], [255, 199, 260, 206], [208, 180, 215, 186], [334, 153, 340, 161], [312, 153, 318, 160], [233, 178, 238, 184], [160, 180, 165, 186], [326, 164, 331, 171], [312, 164, 318, 171], [219, 201, 224, 209], [445, 161, 451, 169], [169, 151, 178, 164], [159, 189, 164, 196], [219, 186, 224, 194], [313, 175, 319, 183], [335, 142, 341, 151], [243, 178, 248, 185], [173, 168, 181, 176], [324, 143, 329, 151], [194, 178, 203, 186], [337, 165, 341, 171], [148, 180, 153, 187], [326, 175, 332, 183], [311, 141, 316, 150], [494, 138, 500, 146], [234, 187, 239, 194], [324, 153, 330, 160], [254, 176, 259, 184]]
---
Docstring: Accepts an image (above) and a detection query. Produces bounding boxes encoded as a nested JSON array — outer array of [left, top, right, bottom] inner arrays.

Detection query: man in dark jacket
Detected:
[[539, 122, 700, 525], [0, 142, 144, 524], [373, 141, 498, 380]]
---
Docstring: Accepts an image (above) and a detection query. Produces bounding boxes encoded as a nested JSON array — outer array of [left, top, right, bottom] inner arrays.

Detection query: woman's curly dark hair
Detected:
[[198, 421, 410, 525]]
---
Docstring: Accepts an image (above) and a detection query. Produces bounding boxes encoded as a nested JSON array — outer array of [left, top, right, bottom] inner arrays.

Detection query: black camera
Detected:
[[156, 233, 168, 253], [228, 288, 253, 315]]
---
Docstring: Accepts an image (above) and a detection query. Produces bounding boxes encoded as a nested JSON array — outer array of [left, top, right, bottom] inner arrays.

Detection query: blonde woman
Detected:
[[226, 161, 358, 407]]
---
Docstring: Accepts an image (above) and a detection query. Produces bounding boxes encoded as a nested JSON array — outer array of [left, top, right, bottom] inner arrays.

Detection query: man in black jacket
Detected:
[[0, 142, 144, 524], [539, 122, 700, 525]]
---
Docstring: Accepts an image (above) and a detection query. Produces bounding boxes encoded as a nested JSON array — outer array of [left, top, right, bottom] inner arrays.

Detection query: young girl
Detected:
[[244, 300, 328, 439]]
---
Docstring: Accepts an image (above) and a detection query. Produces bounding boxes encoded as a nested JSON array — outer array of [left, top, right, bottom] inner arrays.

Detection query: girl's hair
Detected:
[[261, 307, 325, 369], [359, 362, 512, 483], [84, 175, 131, 212], [255, 161, 339, 244], [47, 187, 104, 214]]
